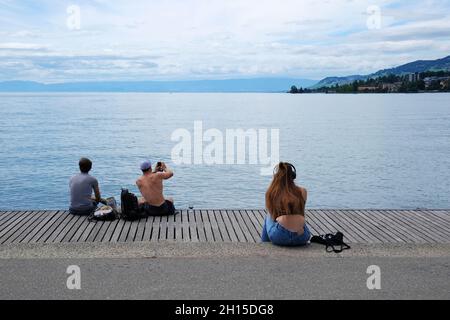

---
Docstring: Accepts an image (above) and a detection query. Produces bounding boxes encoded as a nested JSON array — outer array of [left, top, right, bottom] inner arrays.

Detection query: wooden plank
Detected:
[[167, 214, 175, 241], [69, 216, 92, 243], [321, 210, 363, 243], [182, 210, 191, 242], [317, 210, 359, 242], [314, 210, 357, 241], [151, 216, 162, 242], [50, 214, 83, 243], [0, 210, 13, 220], [0, 211, 16, 225], [51, 214, 84, 243], [344, 210, 388, 243], [20, 211, 60, 243], [126, 220, 140, 242], [350, 210, 395, 243], [1, 211, 47, 244], [86, 220, 105, 242], [397, 210, 449, 242], [101, 219, 121, 243], [375, 210, 428, 244], [0, 210, 33, 236], [245, 210, 263, 238], [334, 209, 383, 243], [134, 217, 147, 242], [77, 219, 98, 242], [118, 220, 132, 242], [194, 210, 206, 242], [378, 210, 434, 243], [226, 210, 247, 242], [307, 210, 330, 235], [174, 212, 183, 242], [398, 210, 450, 243], [158, 215, 168, 241], [302, 210, 321, 235], [257, 210, 267, 224], [352, 210, 401, 243], [411, 210, 450, 237], [372, 210, 435, 243], [92, 220, 113, 242], [30, 211, 66, 243], [0, 211, 42, 243], [207, 210, 222, 242], [61, 214, 89, 242], [219, 210, 239, 242], [45, 214, 78, 243], [213, 210, 231, 242], [0, 211, 36, 243], [422, 210, 450, 226], [324, 210, 378, 243], [0, 211, 23, 227], [365, 210, 411, 243], [187, 210, 198, 242], [201, 210, 215, 242], [142, 216, 155, 242], [110, 218, 126, 242], [237, 210, 259, 243]]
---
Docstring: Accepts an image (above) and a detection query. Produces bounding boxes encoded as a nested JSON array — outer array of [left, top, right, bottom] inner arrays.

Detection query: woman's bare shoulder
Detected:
[[297, 186, 307, 198]]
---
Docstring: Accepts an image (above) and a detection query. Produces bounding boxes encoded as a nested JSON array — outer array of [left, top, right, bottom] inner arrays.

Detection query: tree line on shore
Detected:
[[289, 70, 450, 94]]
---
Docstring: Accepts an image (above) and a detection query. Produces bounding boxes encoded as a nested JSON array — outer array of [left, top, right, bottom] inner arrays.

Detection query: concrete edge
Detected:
[[1, 242, 449, 259]]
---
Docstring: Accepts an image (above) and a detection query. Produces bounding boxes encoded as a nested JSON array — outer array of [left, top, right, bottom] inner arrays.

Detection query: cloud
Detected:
[[1, 0, 450, 81]]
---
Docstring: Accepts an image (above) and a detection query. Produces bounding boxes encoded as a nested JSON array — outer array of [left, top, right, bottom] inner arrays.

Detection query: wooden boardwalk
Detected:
[[0, 210, 449, 244]]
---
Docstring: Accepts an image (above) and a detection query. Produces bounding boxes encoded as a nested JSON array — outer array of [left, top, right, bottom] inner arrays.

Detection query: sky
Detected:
[[1, 0, 450, 82]]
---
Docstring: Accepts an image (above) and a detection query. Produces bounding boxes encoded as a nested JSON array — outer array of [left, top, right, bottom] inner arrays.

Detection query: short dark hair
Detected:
[[79, 158, 92, 173], [142, 167, 151, 174]]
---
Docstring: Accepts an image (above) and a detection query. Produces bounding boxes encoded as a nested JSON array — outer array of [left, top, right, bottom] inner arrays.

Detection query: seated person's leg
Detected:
[[164, 199, 176, 215]]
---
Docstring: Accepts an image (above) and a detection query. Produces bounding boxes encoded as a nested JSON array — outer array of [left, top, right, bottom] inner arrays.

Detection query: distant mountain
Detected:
[[0, 78, 317, 93], [311, 55, 450, 89]]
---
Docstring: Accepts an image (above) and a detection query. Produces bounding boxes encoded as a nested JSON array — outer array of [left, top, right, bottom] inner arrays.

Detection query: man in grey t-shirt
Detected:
[[69, 158, 102, 215]]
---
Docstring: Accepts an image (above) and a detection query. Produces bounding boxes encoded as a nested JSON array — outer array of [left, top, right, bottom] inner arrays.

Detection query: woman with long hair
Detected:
[[261, 162, 311, 246]]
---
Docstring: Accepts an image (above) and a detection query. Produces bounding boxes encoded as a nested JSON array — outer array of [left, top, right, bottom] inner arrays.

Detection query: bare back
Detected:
[[276, 187, 308, 234], [136, 173, 166, 206]]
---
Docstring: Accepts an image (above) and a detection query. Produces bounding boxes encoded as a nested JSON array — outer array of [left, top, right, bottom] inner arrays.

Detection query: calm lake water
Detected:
[[0, 93, 449, 210]]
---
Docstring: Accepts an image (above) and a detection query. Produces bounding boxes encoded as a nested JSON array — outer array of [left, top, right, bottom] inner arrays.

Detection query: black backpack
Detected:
[[120, 189, 143, 221], [311, 232, 351, 253]]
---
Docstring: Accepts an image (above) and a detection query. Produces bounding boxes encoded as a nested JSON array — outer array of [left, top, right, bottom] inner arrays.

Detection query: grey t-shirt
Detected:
[[69, 173, 98, 210]]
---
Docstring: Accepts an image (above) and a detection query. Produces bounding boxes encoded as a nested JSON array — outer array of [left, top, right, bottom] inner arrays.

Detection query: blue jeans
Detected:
[[261, 215, 311, 247]]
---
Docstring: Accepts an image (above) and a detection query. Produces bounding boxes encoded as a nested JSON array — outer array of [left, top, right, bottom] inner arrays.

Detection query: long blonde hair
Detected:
[[265, 162, 305, 219]]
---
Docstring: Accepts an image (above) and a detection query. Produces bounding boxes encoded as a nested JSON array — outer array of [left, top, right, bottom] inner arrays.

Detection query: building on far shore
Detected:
[[357, 86, 379, 92], [423, 76, 450, 89], [382, 82, 402, 93], [407, 72, 421, 82]]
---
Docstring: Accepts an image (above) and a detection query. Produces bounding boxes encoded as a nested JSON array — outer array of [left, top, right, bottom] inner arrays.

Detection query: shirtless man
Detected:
[[136, 160, 175, 216]]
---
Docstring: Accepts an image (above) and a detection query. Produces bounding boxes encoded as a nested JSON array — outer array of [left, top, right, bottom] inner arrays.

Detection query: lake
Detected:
[[0, 93, 449, 210]]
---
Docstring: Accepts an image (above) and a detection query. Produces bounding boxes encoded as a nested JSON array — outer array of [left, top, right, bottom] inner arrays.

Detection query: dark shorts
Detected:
[[69, 206, 96, 216], [140, 200, 175, 216]]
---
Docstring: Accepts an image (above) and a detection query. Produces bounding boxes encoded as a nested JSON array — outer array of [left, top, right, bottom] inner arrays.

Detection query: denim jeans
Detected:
[[261, 215, 311, 246]]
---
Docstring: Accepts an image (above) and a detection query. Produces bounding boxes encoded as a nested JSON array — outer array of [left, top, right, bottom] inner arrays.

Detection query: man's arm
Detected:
[[158, 162, 174, 180], [93, 185, 101, 203]]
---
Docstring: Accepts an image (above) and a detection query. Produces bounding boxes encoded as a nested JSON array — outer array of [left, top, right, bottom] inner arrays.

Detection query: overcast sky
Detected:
[[1, 0, 450, 82]]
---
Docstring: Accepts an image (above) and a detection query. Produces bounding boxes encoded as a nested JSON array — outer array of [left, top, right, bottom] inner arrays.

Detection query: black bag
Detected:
[[310, 232, 351, 253], [120, 188, 144, 221]]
